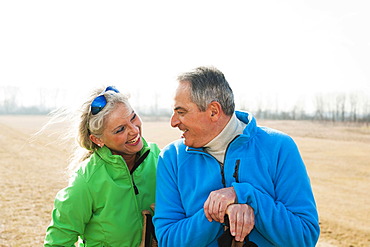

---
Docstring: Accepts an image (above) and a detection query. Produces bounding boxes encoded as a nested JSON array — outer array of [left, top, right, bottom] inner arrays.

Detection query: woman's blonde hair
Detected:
[[36, 85, 132, 175], [78, 86, 131, 150]]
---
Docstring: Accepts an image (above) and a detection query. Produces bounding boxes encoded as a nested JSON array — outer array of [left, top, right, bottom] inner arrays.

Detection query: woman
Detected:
[[44, 86, 160, 246]]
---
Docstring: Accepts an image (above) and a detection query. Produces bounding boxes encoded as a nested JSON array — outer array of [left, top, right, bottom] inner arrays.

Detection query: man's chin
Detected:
[[183, 139, 191, 147], [184, 139, 201, 148]]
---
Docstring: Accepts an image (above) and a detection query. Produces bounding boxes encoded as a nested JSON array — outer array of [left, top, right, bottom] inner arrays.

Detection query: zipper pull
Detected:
[[132, 175, 139, 195], [233, 160, 240, 183], [133, 183, 139, 195], [220, 163, 226, 188]]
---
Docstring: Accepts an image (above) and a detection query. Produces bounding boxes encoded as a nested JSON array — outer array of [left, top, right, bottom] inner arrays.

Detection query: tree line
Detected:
[[1, 86, 369, 124], [243, 92, 370, 124]]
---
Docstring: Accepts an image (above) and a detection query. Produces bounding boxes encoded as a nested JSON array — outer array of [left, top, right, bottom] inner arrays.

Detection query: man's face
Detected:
[[170, 81, 214, 148]]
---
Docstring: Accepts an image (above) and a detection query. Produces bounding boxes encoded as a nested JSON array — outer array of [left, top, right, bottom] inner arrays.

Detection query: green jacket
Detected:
[[44, 138, 160, 247]]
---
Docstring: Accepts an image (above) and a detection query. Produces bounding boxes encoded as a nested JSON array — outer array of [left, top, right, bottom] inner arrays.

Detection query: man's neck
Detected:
[[204, 113, 246, 163]]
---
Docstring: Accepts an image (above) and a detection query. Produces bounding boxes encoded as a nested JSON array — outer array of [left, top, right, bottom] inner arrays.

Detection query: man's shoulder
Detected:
[[161, 139, 186, 154], [258, 125, 287, 136], [256, 125, 296, 147]]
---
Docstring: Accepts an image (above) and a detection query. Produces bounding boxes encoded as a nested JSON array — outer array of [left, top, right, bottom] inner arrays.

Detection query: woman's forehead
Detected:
[[106, 103, 133, 121]]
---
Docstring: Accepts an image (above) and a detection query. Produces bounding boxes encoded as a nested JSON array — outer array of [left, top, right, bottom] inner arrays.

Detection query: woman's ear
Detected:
[[90, 134, 104, 148]]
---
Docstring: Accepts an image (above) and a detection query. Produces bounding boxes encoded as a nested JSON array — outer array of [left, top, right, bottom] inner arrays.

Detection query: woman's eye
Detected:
[[115, 126, 125, 134]]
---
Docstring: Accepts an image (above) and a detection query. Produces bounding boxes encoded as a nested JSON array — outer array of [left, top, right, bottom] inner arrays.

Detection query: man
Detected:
[[153, 66, 320, 246]]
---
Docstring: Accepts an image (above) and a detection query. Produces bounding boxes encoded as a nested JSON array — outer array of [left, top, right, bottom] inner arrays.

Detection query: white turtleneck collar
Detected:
[[204, 113, 247, 163]]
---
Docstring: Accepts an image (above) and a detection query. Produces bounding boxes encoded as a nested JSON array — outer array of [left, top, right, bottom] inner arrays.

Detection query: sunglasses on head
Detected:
[[91, 86, 120, 115]]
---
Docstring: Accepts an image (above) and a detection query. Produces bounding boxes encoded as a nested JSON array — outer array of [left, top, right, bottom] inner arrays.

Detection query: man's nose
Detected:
[[170, 113, 180, 128]]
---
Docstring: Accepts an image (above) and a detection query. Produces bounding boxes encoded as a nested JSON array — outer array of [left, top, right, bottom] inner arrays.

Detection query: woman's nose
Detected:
[[127, 122, 139, 134]]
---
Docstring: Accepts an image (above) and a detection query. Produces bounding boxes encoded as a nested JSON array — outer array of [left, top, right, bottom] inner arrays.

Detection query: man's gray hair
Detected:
[[177, 66, 235, 116]]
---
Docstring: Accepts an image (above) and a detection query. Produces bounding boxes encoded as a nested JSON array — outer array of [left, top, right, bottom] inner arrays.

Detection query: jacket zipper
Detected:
[[189, 135, 240, 188], [130, 150, 150, 195], [131, 176, 139, 195], [219, 135, 240, 188], [219, 162, 226, 188], [233, 159, 240, 183]]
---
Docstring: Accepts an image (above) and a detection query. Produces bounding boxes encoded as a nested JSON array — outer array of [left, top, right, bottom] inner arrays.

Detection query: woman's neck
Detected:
[[120, 153, 137, 171]]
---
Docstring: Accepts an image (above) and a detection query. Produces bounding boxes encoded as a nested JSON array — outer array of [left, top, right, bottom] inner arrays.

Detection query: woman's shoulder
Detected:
[[147, 142, 161, 154], [73, 154, 105, 182]]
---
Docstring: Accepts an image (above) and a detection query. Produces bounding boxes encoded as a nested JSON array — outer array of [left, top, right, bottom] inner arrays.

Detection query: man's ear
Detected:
[[90, 134, 104, 148], [208, 101, 222, 121]]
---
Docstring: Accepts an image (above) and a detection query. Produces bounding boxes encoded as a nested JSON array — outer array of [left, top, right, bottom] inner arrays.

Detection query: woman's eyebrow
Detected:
[[130, 111, 135, 121]]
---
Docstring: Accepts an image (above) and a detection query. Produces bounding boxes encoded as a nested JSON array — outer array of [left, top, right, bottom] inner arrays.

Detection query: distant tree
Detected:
[[335, 93, 346, 122], [2, 86, 20, 113], [363, 100, 370, 124], [314, 94, 325, 121], [291, 99, 306, 120], [349, 93, 358, 122]]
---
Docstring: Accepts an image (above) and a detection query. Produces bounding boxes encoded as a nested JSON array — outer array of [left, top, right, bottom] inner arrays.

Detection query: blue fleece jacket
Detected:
[[153, 111, 319, 247]]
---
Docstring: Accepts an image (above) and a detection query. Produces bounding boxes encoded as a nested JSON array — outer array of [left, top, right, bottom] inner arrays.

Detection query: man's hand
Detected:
[[226, 204, 255, 242], [203, 187, 236, 223]]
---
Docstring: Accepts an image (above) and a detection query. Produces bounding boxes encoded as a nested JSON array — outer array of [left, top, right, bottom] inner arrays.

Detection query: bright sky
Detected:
[[0, 0, 369, 113]]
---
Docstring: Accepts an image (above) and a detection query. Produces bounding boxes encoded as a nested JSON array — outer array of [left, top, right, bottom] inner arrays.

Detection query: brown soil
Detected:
[[0, 116, 369, 246]]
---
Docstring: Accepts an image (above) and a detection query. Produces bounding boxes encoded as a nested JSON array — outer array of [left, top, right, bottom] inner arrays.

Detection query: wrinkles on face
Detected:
[[101, 103, 143, 155], [172, 82, 215, 148]]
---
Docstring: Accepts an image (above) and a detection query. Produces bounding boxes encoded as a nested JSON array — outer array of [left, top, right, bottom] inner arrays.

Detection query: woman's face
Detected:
[[98, 103, 143, 156]]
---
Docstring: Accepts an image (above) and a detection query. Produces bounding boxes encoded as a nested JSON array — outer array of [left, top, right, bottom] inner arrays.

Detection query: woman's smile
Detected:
[[126, 134, 141, 145]]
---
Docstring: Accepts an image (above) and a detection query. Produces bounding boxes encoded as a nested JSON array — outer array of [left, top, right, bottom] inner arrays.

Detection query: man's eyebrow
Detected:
[[174, 106, 186, 111]]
